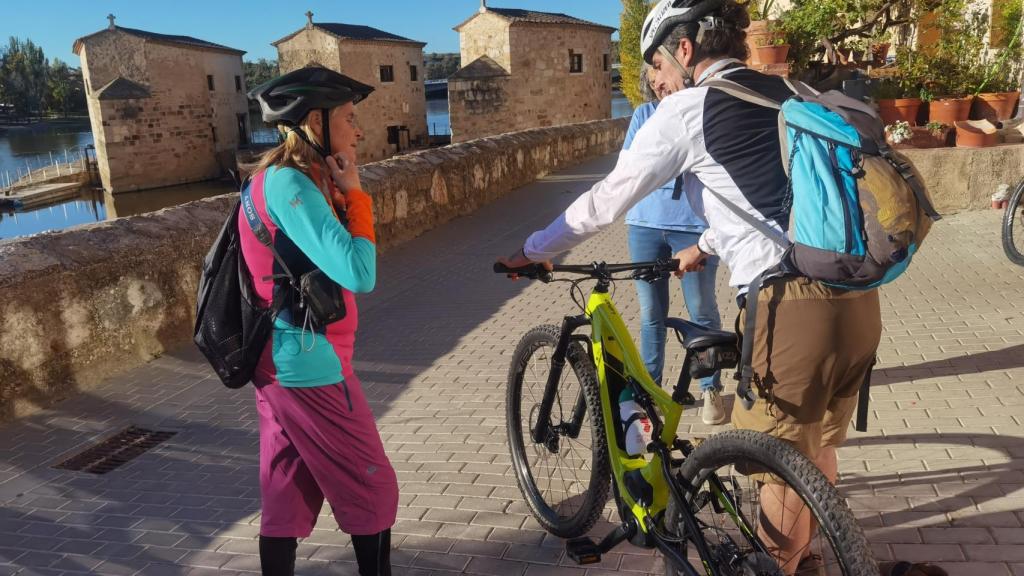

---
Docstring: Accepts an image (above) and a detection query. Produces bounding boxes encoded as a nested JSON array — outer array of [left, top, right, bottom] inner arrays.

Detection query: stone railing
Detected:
[[900, 144, 1024, 213], [0, 117, 629, 421]]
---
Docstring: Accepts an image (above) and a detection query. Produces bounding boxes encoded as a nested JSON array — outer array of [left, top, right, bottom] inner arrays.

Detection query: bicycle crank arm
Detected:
[[565, 521, 634, 565]]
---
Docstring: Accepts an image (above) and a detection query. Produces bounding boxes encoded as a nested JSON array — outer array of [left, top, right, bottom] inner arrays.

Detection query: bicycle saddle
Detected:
[[666, 318, 737, 350]]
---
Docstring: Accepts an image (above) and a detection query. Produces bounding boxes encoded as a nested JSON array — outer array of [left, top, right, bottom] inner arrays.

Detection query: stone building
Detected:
[[449, 1, 615, 143], [273, 12, 428, 163], [73, 16, 248, 194]]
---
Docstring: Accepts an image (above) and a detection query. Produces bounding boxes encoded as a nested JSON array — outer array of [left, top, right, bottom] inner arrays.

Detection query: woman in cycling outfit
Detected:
[[244, 67, 397, 576]]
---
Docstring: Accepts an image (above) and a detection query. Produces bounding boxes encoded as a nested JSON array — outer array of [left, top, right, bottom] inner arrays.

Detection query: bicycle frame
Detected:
[[532, 279, 765, 576]]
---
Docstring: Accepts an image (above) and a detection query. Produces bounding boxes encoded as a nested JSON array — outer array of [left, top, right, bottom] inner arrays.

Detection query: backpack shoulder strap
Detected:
[[702, 78, 796, 177], [241, 171, 299, 285], [702, 78, 783, 110]]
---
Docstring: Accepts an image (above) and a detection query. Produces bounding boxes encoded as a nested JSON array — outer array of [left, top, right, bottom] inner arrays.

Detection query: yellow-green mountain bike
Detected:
[[495, 260, 877, 576]]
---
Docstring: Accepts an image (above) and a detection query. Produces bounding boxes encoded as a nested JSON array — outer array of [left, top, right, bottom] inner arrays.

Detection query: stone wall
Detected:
[[277, 29, 428, 164], [900, 143, 1024, 213], [448, 76, 516, 144], [507, 25, 613, 127], [0, 117, 629, 421], [450, 20, 613, 143], [79, 31, 248, 194], [458, 12, 513, 73]]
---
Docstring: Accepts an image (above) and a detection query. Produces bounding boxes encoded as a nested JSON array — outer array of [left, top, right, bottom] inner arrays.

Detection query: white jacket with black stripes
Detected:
[[524, 65, 795, 290]]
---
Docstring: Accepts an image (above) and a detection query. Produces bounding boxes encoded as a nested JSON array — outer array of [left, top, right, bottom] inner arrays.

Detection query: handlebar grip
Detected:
[[493, 262, 551, 281]]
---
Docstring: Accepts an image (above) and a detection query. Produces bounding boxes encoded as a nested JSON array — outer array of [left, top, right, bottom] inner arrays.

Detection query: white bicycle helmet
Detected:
[[640, 0, 733, 65]]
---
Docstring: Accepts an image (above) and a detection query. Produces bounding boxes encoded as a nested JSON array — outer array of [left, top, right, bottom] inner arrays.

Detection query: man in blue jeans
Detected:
[[625, 66, 726, 425]]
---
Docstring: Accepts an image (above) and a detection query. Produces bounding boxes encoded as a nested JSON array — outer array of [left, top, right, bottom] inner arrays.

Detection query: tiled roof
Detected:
[[449, 55, 510, 80], [95, 77, 151, 101], [454, 7, 616, 32], [74, 26, 245, 55], [487, 8, 616, 30], [273, 23, 426, 46]]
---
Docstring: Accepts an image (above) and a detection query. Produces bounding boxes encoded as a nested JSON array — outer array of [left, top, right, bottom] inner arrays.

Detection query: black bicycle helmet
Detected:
[[248, 66, 374, 159], [249, 66, 374, 127], [640, 0, 730, 64]]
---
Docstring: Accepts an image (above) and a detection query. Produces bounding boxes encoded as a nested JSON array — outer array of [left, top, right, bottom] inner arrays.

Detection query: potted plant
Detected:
[[970, 8, 1022, 122], [884, 120, 914, 148], [745, 0, 779, 65], [869, 31, 892, 67], [755, 34, 791, 65], [917, 121, 953, 147], [873, 48, 926, 125], [922, 3, 989, 125]]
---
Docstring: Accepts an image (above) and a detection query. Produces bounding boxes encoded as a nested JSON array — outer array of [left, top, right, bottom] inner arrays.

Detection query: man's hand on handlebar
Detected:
[[496, 247, 553, 280], [672, 244, 707, 277]]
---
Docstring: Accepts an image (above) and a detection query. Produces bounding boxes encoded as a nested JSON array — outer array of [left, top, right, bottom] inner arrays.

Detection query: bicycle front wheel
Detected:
[[506, 324, 610, 538], [1003, 178, 1024, 266], [664, 430, 878, 576]]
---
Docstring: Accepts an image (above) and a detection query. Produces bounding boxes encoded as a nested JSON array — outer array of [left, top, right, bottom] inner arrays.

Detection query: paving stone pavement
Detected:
[[1, 154, 1023, 576]]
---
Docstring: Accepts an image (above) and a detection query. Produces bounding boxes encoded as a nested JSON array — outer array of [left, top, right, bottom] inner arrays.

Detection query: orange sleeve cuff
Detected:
[[345, 189, 376, 244]]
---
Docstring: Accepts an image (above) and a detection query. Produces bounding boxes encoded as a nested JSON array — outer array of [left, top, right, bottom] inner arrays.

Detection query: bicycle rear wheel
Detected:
[[506, 324, 610, 538], [1003, 178, 1024, 266], [664, 430, 877, 576]]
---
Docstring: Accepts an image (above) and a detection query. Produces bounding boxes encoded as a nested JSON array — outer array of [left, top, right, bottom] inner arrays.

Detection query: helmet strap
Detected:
[[657, 45, 697, 89], [320, 108, 332, 160], [287, 125, 329, 159]]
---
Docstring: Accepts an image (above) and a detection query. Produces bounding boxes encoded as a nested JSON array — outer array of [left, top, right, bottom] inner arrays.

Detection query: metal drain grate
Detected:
[[54, 426, 176, 475]]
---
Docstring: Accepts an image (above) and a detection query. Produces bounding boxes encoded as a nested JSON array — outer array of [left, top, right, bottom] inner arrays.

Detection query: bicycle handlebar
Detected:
[[493, 260, 681, 282]]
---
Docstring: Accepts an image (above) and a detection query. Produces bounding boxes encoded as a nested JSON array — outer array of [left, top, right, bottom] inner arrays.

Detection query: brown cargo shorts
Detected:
[[731, 276, 882, 462]]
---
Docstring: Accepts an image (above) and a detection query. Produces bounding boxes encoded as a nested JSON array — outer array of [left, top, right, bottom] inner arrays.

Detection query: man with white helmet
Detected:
[[499, 0, 882, 572]]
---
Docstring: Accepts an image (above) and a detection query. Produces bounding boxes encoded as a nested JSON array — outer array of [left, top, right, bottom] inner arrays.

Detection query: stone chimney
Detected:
[[107, 14, 116, 30], [306, 10, 314, 29], [479, 0, 487, 13]]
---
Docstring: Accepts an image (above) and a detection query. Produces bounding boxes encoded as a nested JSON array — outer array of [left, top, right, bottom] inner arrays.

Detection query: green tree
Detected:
[[1, 37, 48, 118], [620, 0, 653, 107], [778, 0, 930, 73], [244, 58, 279, 91], [47, 58, 73, 117], [424, 53, 460, 80]]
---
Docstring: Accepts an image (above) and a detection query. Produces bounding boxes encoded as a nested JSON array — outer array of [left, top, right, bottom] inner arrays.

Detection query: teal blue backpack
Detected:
[[703, 77, 941, 418]]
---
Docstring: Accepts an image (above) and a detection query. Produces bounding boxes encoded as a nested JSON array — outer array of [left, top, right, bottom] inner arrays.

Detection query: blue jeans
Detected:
[[627, 225, 722, 392]]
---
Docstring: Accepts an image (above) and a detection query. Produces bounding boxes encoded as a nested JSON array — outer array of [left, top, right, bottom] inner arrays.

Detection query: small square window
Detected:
[[235, 75, 242, 92], [380, 65, 394, 83], [569, 51, 583, 74], [409, 65, 418, 82], [603, 54, 610, 72], [207, 75, 215, 91]]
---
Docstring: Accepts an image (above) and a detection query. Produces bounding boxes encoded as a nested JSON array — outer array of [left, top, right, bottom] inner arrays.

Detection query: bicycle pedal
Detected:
[[565, 537, 602, 565]]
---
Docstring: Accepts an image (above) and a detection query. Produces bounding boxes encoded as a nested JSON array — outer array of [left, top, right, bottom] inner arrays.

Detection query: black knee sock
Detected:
[[351, 529, 391, 576], [259, 535, 297, 576]]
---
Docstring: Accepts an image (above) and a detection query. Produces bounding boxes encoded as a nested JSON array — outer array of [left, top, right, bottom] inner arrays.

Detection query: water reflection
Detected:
[[0, 120, 94, 177], [0, 179, 234, 242], [103, 180, 235, 219]]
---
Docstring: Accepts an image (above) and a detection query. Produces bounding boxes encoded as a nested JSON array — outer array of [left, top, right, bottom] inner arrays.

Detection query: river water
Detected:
[[1, 95, 634, 241]]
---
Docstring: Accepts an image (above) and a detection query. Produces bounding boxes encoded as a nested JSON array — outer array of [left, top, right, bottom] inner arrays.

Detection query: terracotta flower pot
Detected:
[[746, 20, 772, 65], [870, 43, 891, 66], [954, 119, 998, 148], [878, 98, 922, 126], [971, 91, 1020, 123], [929, 97, 973, 125], [907, 126, 953, 148], [754, 44, 791, 65]]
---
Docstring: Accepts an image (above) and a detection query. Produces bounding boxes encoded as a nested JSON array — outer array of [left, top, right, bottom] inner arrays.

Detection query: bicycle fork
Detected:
[[530, 314, 591, 446]]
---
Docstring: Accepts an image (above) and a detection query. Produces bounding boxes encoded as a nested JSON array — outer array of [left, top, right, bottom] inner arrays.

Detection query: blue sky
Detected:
[[6, 1, 623, 65]]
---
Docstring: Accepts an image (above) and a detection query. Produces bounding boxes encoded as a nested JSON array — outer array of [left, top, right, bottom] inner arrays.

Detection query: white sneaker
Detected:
[[701, 389, 728, 425]]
